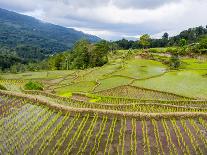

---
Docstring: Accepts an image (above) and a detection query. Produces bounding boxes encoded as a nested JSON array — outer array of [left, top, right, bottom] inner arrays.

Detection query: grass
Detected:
[[59, 75, 76, 85], [96, 85, 186, 100], [0, 81, 24, 92], [1, 51, 207, 101], [76, 63, 122, 81], [132, 70, 207, 99], [1, 70, 75, 80], [1, 96, 207, 154], [111, 59, 166, 79], [181, 58, 207, 70], [55, 81, 96, 96], [1, 49, 207, 155], [148, 47, 177, 53], [73, 68, 96, 80], [94, 76, 133, 92]]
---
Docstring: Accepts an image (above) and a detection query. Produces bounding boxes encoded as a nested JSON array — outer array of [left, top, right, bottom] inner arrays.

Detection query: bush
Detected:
[[166, 47, 177, 54], [0, 84, 7, 90], [148, 48, 159, 53], [24, 81, 44, 90], [199, 49, 207, 54], [169, 53, 181, 69]]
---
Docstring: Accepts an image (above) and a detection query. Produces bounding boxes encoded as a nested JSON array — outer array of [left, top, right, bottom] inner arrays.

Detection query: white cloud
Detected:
[[0, 0, 207, 40]]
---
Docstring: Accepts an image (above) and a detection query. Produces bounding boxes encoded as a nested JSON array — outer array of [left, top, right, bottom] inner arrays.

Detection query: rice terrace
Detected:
[[1, 49, 207, 155], [1, 1, 207, 155]]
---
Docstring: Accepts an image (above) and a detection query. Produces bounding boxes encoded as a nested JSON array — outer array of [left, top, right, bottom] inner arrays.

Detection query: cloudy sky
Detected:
[[0, 0, 207, 40]]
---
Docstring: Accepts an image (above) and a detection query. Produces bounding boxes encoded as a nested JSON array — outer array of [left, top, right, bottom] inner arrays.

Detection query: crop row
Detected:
[[22, 89, 207, 109], [1, 92, 207, 120], [0, 105, 207, 154], [22, 90, 207, 113], [95, 85, 190, 101]]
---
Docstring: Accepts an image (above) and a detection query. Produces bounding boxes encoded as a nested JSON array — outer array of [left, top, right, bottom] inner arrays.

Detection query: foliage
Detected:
[[114, 39, 140, 50], [172, 26, 207, 44], [0, 84, 6, 90], [0, 8, 100, 52], [179, 39, 187, 47], [0, 8, 100, 71], [198, 35, 207, 49], [168, 50, 181, 69], [162, 32, 169, 40], [24, 81, 44, 90], [148, 48, 159, 53], [111, 26, 207, 49], [69, 40, 109, 69], [139, 34, 151, 48]]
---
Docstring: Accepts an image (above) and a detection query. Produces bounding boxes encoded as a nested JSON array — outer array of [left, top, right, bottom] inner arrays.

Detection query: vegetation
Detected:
[[0, 8, 100, 71], [1, 48, 207, 154], [1, 23, 207, 72], [0, 84, 6, 90], [0, 8, 207, 155], [140, 34, 151, 48], [68, 40, 109, 69], [2, 94, 206, 154], [169, 51, 181, 69], [24, 81, 44, 90]]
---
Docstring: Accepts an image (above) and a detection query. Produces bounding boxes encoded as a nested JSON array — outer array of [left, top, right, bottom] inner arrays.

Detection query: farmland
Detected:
[[0, 49, 207, 154]]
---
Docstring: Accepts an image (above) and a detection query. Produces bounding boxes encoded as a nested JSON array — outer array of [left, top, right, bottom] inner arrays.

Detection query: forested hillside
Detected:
[[0, 8, 100, 70]]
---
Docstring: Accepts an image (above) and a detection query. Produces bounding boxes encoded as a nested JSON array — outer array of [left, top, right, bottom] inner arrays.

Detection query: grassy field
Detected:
[[0, 70, 75, 80], [111, 59, 166, 79], [94, 76, 133, 92], [132, 70, 207, 99], [55, 81, 97, 95], [181, 58, 207, 70], [1, 49, 207, 154]]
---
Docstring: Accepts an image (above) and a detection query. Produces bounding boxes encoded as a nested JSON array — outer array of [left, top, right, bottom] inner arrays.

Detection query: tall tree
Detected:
[[179, 39, 187, 47], [162, 32, 169, 40], [139, 34, 151, 48]]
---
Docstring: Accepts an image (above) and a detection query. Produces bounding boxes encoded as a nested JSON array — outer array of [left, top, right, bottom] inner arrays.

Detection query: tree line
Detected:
[[5, 40, 110, 73], [112, 26, 207, 49], [0, 25, 207, 73]]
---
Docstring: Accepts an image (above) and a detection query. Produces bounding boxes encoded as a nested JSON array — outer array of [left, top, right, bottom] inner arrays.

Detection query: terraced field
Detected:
[[0, 92, 207, 154], [0, 53, 207, 154]]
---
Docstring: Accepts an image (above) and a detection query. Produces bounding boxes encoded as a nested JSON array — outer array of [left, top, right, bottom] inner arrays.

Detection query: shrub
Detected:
[[199, 49, 207, 54], [169, 53, 181, 69], [0, 84, 7, 90], [148, 48, 159, 53], [24, 81, 44, 90], [166, 47, 177, 54]]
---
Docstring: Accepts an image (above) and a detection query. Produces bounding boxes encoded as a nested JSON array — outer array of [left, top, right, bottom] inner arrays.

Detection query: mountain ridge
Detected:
[[0, 7, 101, 54]]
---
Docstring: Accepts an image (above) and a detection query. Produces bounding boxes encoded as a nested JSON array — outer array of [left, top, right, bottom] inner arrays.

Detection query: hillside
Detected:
[[0, 8, 101, 55], [1, 49, 207, 154], [1, 1, 207, 154]]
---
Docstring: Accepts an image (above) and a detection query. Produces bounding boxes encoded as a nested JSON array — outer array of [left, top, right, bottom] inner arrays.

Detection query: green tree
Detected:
[[139, 34, 151, 48], [162, 32, 169, 40], [169, 51, 181, 69], [69, 40, 109, 69], [90, 40, 109, 67], [199, 35, 207, 49], [70, 40, 91, 69], [179, 39, 187, 47]]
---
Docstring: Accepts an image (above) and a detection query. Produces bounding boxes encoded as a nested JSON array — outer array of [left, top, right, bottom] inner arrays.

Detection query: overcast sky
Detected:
[[0, 0, 207, 40]]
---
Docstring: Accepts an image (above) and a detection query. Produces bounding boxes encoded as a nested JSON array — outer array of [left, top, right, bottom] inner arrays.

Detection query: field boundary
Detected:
[[22, 89, 206, 106], [94, 85, 196, 100], [1, 90, 207, 120]]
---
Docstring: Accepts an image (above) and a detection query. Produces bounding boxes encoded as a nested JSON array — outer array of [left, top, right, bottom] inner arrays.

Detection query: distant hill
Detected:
[[0, 8, 101, 56]]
